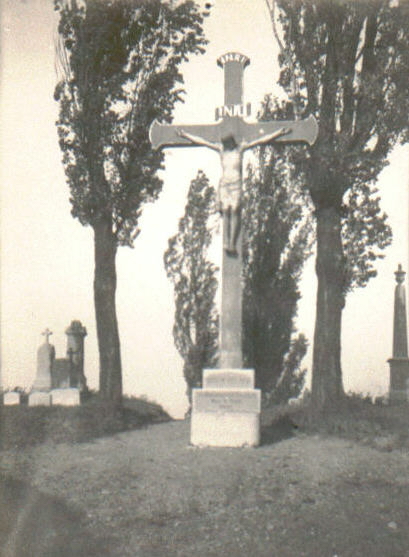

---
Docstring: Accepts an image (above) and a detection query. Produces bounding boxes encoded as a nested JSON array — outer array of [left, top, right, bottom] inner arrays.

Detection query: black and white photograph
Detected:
[[1, 0, 409, 555]]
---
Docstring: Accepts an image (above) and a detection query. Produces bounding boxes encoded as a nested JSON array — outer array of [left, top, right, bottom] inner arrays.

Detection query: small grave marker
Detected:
[[51, 388, 80, 406], [3, 392, 21, 406], [28, 391, 51, 406]]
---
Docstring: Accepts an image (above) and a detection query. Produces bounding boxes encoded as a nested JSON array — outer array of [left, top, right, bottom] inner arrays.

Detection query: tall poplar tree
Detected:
[[164, 171, 219, 400], [265, 0, 409, 406], [243, 99, 312, 404], [54, 0, 208, 403]]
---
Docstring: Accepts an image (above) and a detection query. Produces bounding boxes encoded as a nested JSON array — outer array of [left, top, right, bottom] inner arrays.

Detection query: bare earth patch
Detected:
[[1, 420, 409, 556]]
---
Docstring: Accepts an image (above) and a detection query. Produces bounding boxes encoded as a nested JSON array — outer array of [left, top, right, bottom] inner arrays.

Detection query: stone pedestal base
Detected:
[[3, 392, 21, 405], [190, 369, 261, 447], [51, 388, 80, 406], [388, 358, 409, 403], [29, 391, 51, 406]]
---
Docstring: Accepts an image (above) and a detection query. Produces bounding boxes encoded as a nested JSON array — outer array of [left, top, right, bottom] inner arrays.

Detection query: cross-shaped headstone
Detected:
[[41, 328, 53, 344], [149, 52, 318, 369]]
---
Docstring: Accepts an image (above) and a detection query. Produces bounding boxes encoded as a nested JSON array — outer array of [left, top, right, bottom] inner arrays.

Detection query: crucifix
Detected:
[[149, 52, 318, 370]]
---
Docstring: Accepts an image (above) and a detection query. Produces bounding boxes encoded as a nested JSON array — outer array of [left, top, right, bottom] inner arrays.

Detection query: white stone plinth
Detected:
[[190, 382, 261, 447], [191, 411, 260, 447], [3, 392, 21, 405], [29, 391, 51, 406], [51, 388, 80, 406]]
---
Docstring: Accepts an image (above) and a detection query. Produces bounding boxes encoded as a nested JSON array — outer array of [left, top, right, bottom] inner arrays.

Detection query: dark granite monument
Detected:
[[52, 320, 88, 391]]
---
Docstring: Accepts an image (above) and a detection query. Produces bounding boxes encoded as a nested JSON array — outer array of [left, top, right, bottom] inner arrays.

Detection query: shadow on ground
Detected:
[[260, 415, 298, 445], [0, 475, 112, 557]]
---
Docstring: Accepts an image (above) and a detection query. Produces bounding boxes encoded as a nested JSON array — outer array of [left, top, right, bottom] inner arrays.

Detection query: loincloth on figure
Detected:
[[217, 178, 241, 212]]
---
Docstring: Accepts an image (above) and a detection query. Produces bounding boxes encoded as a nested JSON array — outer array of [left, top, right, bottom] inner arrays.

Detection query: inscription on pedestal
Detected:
[[193, 389, 260, 413]]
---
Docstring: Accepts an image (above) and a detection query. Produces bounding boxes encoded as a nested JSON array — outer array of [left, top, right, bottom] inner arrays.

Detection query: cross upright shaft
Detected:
[[217, 52, 249, 369], [149, 52, 318, 370]]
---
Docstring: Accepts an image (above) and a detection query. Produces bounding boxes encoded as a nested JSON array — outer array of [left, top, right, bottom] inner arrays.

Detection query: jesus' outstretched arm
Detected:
[[242, 127, 291, 151], [177, 129, 221, 152]]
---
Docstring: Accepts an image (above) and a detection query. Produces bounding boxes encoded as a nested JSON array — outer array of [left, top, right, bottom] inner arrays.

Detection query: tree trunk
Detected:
[[311, 204, 345, 407], [93, 218, 122, 404]]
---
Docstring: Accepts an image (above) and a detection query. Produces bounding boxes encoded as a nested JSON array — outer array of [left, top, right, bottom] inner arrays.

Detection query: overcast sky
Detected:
[[1, 0, 408, 418]]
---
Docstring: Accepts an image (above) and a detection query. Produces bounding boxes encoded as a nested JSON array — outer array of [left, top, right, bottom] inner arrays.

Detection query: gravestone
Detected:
[[32, 328, 55, 392], [50, 320, 88, 390], [3, 392, 21, 405], [388, 264, 409, 403], [28, 391, 51, 406], [150, 52, 318, 447], [65, 320, 87, 390], [50, 388, 80, 406]]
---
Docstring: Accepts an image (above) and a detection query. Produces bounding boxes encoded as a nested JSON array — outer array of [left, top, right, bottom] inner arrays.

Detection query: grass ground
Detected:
[[1, 397, 409, 556], [0, 394, 171, 450]]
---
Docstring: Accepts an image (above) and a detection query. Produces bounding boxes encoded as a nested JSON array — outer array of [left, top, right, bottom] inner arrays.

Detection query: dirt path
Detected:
[[1, 420, 409, 556]]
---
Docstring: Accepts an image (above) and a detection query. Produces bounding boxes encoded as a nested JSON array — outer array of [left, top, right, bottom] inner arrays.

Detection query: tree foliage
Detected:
[[164, 171, 219, 399], [342, 183, 392, 293], [55, 0, 208, 246], [242, 99, 312, 404], [265, 0, 409, 405]]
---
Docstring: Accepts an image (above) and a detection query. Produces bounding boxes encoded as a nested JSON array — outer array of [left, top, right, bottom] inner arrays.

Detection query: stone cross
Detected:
[[149, 52, 318, 369], [41, 328, 53, 343]]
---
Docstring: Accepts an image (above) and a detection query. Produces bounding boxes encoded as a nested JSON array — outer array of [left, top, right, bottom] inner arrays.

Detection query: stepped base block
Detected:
[[203, 369, 254, 389], [4, 392, 21, 405], [191, 411, 260, 447]]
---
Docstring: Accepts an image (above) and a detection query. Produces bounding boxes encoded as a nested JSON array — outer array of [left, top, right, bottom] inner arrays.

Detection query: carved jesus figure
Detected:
[[177, 127, 290, 255]]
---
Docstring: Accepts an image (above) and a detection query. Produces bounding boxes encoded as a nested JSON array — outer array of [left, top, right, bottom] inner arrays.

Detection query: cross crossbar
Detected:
[[149, 114, 318, 151], [41, 328, 53, 343]]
